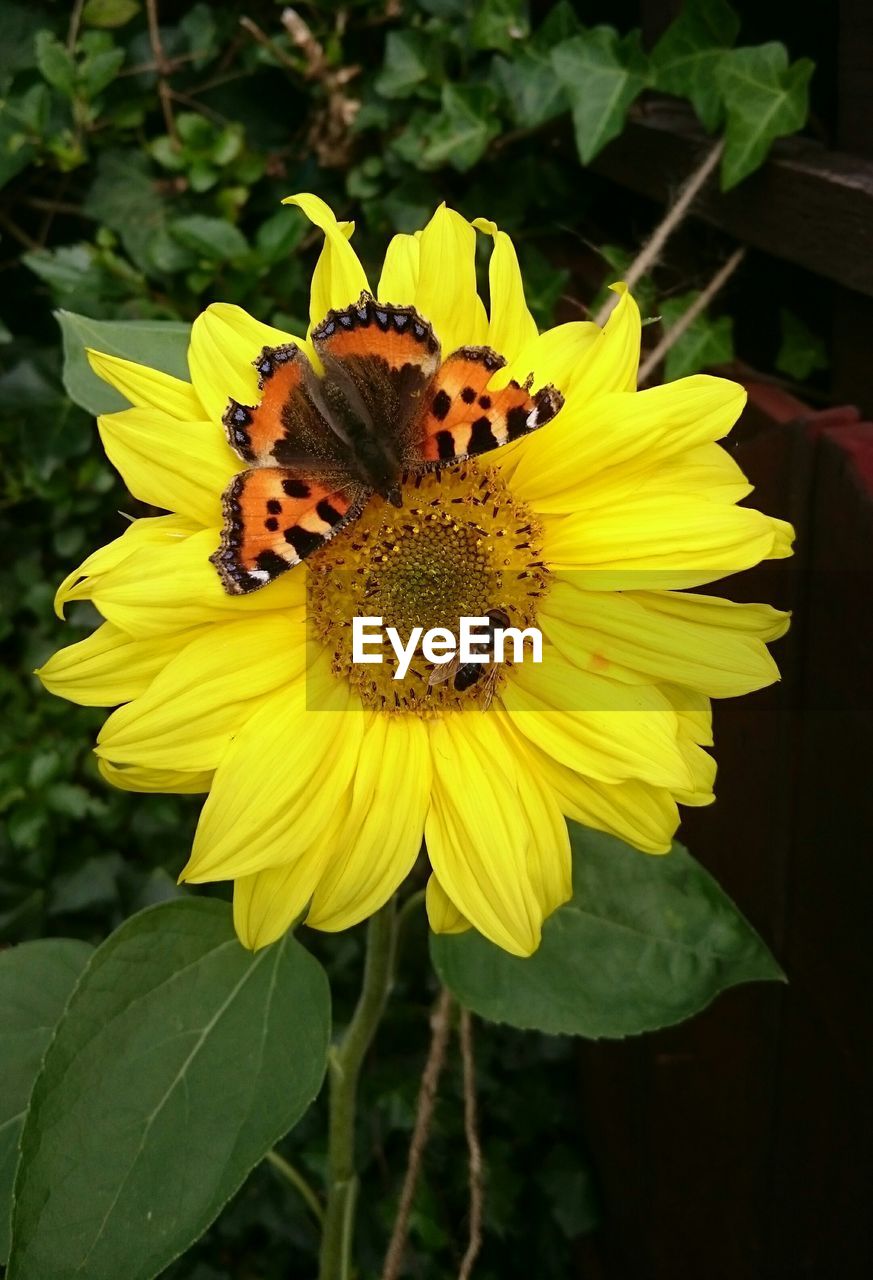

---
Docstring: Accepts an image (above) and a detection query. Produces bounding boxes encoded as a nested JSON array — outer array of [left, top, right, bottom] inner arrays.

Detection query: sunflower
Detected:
[[38, 195, 793, 957]]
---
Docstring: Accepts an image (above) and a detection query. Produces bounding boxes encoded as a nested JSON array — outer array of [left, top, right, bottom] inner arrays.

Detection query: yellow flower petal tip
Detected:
[[41, 200, 792, 960]]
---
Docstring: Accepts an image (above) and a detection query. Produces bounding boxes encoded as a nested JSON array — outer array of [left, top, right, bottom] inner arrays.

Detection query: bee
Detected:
[[428, 608, 511, 709]]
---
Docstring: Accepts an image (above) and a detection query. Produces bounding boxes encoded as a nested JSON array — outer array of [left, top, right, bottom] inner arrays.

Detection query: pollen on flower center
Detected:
[[306, 461, 549, 713]]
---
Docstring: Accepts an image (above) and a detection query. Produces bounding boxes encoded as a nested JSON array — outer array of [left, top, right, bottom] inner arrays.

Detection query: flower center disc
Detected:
[[306, 461, 549, 714]]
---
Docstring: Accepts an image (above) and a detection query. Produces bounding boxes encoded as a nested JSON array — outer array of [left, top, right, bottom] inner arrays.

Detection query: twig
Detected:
[[239, 15, 300, 73], [145, 0, 178, 142], [168, 89, 230, 126], [0, 210, 40, 251], [638, 247, 747, 385], [594, 139, 725, 326], [382, 989, 454, 1280], [67, 0, 85, 49], [458, 1010, 483, 1280]]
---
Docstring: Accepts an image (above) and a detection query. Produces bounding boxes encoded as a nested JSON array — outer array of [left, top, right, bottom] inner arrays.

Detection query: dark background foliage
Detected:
[[0, 1, 858, 1277]]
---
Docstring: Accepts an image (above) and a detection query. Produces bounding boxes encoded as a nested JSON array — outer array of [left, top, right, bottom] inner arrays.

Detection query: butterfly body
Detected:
[[211, 293, 563, 594]]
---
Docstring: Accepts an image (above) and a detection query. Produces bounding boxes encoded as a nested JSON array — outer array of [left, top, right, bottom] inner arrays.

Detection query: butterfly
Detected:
[[211, 291, 563, 594]]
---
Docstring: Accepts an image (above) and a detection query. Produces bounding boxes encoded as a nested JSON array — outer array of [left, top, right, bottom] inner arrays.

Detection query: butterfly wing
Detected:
[[412, 347, 564, 465], [211, 466, 368, 594], [312, 293, 441, 455], [222, 342, 354, 470]]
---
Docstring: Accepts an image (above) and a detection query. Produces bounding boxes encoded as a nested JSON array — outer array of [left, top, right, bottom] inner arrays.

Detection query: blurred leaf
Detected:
[[83, 0, 140, 30], [0, 938, 93, 1262], [659, 290, 734, 379], [651, 0, 739, 132], [492, 46, 567, 129], [717, 43, 814, 188], [552, 27, 650, 164], [470, 0, 530, 54], [420, 83, 500, 171], [170, 214, 249, 262], [776, 308, 828, 379], [57, 310, 191, 415], [34, 31, 76, 96], [8, 900, 330, 1280], [432, 824, 783, 1037], [375, 30, 438, 99]]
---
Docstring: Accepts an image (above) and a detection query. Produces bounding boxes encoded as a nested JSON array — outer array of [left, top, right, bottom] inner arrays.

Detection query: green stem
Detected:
[[318, 898, 398, 1280], [265, 1149, 324, 1226]]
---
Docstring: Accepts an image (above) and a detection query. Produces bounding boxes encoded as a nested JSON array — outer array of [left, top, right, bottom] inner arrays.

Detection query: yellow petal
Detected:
[[188, 303, 307, 423], [511, 374, 746, 509], [377, 233, 420, 305], [98, 758, 213, 794], [182, 659, 365, 882], [491, 321, 600, 398], [544, 495, 794, 590], [425, 714, 543, 957], [85, 526, 306, 636], [425, 874, 471, 936], [515, 763, 572, 920], [54, 513, 199, 620], [662, 686, 717, 806], [494, 707, 677, 854], [540, 580, 782, 698], [37, 622, 198, 707], [97, 408, 238, 526], [634, 590, 790, 642], [503, 645, 691, 790], [473, 218, 538, 362], [86, 349, 204, 421], [306, 715, 431, 930], [414, 204, 488, 353], [573, 282, 640, 399], [283, 193, 370, 328], [96, 614, 307, 771]]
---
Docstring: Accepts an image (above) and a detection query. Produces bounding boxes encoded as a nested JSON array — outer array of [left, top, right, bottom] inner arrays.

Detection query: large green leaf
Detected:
[[716, 43, 813, 189], [0, 939, 94, 1263], [651, 0, 739, 132], [57, 310, 191, 416], [659, 290, 735, 381], [8, 900, 330, 1280], [551, 27, 650, 164], [432, 824, 783, 1038], [420, 83, 500, 172]]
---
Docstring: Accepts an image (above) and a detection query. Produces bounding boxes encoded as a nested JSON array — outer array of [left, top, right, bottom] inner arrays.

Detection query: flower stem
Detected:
[[319, 898, 398, 1280]]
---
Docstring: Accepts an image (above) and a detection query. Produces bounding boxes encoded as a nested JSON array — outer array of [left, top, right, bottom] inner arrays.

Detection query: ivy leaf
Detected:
[[7, 900, 330, 1280], [651, 0, 740, 132], [82, 0, 141, 30], [659, 290, 734, 380], [492, 46, 568, 129], [716, 43, 814, 189], [420, 83, 500, 172], [551, 28, 650, 164], [0, 939, 94, 1263], [57, 310, 191, 415], [432, 824, 782, 1038], [469, 0, 530, 55], [776, 308, 828, 380], [374, 30, 440, 99], [34, 31, 76, 97]]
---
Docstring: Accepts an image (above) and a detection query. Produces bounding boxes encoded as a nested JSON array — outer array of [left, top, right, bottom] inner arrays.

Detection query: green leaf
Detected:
[[651, 0, 740, 132], [551, 27, 650, 165], [375, 30, 438, 99], [716, 43, 814, 189], [77, 33, 125, 99], [0, 939, 94, 1263], [83, 0, 141, 30], [776, 308, 828, 380], [420, 83, 500, 172], [470, 0, 530, 54], [8, 900, 330, 1280], [492, 47, 568, 129], [432, 824, 783, 1038], [57, 310, 191, 415], [170, 214, 249, 262], [659, 290, 734, 380], [34, 31, 76, 97]]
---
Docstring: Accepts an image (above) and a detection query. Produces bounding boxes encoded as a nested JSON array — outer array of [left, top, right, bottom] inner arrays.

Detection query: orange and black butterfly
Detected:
[[211, 292, 563, 594]]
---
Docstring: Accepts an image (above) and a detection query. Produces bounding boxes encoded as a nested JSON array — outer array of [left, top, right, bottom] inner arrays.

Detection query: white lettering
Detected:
[[459, 615, 491, 663], [493, 626, 542, 664], [352, 616, 384, 664], [422, 627, 456, 665], [386, 626, 424, 680]]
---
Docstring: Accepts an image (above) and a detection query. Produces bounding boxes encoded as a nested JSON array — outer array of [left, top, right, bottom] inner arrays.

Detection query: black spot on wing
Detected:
[[469, 416, 498, 454], [282, 477, 311, 498], [460, 386, 476, 404], [266, 498, 282, 514], [432, 389, 451, 421], [435, 430, 456, 460], [256, 550, 290, 578], [284, 525, 324, 559], [264, 517, 279, 532], [505, 405, 531, 441], [316, 498, 344, 526]]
